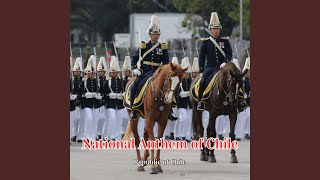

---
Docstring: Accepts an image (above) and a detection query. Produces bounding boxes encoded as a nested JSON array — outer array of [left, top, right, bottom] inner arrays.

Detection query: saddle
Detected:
[[191, 71, 220, 102]]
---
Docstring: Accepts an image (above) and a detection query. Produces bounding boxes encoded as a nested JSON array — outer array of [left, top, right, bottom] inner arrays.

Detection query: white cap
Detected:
[[208, 12, 222, 29], [84, 55, 96, 73], [122, 56, 132, 71], [192, 57, 199, 72], [109, 56, 121, 72], [97, 57, 108, 72], [73, 57, 83, 72], [171, 56, 179, 65], [181, 57, 191, 73], [147, 15, 161, 34]]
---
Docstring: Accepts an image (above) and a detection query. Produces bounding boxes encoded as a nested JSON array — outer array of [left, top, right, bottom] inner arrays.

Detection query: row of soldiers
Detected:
[[70, 54, 250, 143], [70, 12, 251, 144]]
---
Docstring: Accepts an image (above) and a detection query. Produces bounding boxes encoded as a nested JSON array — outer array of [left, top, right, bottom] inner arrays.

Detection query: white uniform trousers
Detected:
[[215, 115, 228, 135], [178, 108, 193, 140], [138, 117, 146, 140], [84, 108, 100, 140], [107, 108, 124, 140], [121, 108, 130, 135], [97, 106, 106, 137], [71, 107, 81, 138], [235, 111, 246, 138], [202, 110, 210, 138], [77, 108, 86, 140], [70, 110, 76, 139], [102, 107, 110, 139], [243, 107, 250, 135]]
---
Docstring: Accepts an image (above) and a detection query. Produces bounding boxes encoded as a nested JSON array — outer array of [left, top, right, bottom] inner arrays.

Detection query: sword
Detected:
[[137, 28, 142, 69], [246, 48, 250, 58], [181, 40, 187, 58], [235, 44, 239, 59], [80, 47, 84, 77], [104, 41, 110, 76], [93, 47, 100, 90], [195, 39, 200, 57]]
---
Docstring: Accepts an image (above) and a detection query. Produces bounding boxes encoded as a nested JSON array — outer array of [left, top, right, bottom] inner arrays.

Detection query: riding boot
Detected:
[[197, 78, 205, 110], [130, 86, 138, 119]]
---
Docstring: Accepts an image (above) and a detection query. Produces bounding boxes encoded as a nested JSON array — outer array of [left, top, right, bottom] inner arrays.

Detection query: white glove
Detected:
[[122, 92, 126, 97], [133, 69, 142, 76], [70, 94, 77, 100], [220, 62, 226, 68], [96, 93, 102, 100]]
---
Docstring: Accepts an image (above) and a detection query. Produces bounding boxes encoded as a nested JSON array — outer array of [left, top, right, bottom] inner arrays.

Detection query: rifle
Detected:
[[112, 41, 125, 93], [93, 47, 100, 92], [70, 43, 74, 93]]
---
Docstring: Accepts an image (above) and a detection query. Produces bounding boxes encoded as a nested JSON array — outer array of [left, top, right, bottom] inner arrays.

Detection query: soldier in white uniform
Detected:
[[96, 57, 108, 140], [70, 57, 83, 142], [80, 55, 103, 141], [121, 56, 132, 139], [177, 57, 193, 142], [104, 56, 125, 141]]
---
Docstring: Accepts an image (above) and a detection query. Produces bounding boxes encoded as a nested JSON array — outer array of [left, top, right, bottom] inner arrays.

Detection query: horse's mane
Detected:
[[219, 62, 241, 87], [152, 63, 174, 79]]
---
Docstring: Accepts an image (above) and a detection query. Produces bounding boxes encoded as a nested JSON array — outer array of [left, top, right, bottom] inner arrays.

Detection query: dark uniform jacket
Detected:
[[177, 77, 192, 109], [70, 78, 76, 111], [244, 77, 250, 106], [80, 77, 100, 109], [199, 36, 232, 73], [104, 77, 125, 109], [98, 76, 107, 106], [131, 41, 169, 74], [72, 76, 83, 107]]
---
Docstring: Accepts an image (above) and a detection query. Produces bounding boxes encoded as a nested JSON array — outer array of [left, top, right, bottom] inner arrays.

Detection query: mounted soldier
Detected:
[[129, 15, 177, 121]]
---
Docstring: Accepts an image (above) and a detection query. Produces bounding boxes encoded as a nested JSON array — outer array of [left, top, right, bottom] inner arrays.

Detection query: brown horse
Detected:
[[190, 62, 248, 163], [123, 63, 187, 174]]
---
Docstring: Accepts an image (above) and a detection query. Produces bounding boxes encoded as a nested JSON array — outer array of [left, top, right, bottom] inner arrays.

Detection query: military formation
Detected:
[[70, 12, 250, 144]]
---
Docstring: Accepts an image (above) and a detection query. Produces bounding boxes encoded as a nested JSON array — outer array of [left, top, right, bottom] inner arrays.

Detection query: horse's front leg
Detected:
[[207, 111, 219, 163], [145, 119, 158, 174], [229, 108, 239, 163], [154, 117, 168, 173], [194, 109, 207, 161], [129, 118, 145, 171]]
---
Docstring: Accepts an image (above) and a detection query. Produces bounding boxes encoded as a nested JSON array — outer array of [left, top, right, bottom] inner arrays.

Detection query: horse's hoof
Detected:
[[208, 156, 216, 163], [156, 165, 163, 173], [200, 154, 208, 161], [149, 167, 158, 174], [230, 156, 238, 163], [137, 166, 145, 171]]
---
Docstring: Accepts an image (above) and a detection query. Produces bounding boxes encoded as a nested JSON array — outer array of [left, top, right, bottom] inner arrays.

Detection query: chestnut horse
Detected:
[[123, 63, 187, 174], [190, 62, 248, 163]]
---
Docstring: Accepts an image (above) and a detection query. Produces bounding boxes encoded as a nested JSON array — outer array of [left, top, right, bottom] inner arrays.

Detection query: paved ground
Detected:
[[70, 139, 250, 180]]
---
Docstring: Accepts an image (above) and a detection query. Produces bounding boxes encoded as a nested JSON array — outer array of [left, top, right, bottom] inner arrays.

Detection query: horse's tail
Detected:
[[122, 118, 139, 141]]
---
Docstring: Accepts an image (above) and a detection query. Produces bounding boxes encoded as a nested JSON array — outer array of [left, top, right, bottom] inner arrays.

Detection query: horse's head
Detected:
[[221, 63, 248, 105], [163, 62, 188, 104]]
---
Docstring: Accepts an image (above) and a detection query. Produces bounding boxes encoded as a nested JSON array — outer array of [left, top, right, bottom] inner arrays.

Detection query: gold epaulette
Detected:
[[82, 76, 87, 81], [106, 76, 112, 80], [161, 43, 168, 49], [221, 36, 229, 39], [201, 37, 209, 41], [139, 41, 146, 49]]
